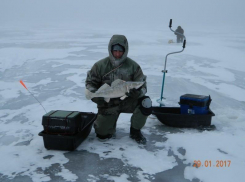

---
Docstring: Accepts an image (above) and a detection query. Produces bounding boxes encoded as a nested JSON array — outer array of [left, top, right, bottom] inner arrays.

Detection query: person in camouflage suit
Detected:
[[85, 35, 150, 144], [175, 26, 184, 43]]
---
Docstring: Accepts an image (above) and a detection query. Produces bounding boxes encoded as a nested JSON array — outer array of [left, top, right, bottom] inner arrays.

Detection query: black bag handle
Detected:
[[207, 95, 212, 109]]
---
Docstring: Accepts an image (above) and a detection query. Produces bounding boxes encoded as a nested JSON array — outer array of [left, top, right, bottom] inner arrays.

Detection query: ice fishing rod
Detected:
[[157, 19, 186, 106], [20, 80, 47, 113]]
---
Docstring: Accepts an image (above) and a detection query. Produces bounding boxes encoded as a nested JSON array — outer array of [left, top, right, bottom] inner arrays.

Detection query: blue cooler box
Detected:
[[179, 94, 211, 115]]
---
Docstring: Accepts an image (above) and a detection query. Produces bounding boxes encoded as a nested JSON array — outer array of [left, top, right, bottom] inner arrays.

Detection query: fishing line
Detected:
[[20, 80, 47, 113]]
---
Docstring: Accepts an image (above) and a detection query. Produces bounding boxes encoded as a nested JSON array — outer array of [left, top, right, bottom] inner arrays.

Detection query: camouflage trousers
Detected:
[[94, 97, 148, 136], [177, 35, 184, 43]]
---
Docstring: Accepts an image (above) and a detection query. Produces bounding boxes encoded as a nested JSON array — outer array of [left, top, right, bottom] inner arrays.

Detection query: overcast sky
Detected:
[[1, 0, 245, 29]]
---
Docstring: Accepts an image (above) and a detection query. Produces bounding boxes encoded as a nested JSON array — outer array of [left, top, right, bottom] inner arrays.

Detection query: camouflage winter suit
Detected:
[[85, 35, 148, 136], [175, 26, 184, 43]]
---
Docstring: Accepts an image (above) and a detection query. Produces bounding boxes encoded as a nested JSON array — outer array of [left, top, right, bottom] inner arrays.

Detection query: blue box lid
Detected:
[[180, 94, 211, 107]]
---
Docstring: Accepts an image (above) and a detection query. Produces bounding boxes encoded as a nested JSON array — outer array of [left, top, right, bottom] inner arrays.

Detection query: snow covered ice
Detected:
[[1, 0, 245, 181]]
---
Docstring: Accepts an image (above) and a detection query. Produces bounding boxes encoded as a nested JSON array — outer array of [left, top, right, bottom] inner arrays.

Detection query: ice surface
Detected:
[[1, 0, 245, 181]]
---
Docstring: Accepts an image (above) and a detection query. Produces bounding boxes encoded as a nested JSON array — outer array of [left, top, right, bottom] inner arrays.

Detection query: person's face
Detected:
[[112, 50, 124, 59]]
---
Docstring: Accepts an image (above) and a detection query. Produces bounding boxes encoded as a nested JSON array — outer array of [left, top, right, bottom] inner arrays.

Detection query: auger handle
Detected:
[[169, 19, 172, 28], [183, 40, 186, 48]]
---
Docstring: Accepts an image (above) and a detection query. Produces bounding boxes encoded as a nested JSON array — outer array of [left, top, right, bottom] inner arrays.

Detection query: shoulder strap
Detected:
[[102, 63, 123, 78]]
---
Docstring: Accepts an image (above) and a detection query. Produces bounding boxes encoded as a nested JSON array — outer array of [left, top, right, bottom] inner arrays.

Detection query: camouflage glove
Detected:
[[126, 88, 141, 99], [92, 97, 106, 105]]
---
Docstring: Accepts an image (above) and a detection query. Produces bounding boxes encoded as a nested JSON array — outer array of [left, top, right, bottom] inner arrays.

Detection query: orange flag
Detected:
[[20, 80, 27, 90]]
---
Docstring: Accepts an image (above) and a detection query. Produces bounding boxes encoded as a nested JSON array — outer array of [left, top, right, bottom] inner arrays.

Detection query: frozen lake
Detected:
[[0, 25, 245, 182]]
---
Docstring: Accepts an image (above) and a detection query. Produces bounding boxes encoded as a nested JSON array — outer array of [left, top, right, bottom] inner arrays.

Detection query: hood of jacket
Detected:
[[108, 35, 128, 67]]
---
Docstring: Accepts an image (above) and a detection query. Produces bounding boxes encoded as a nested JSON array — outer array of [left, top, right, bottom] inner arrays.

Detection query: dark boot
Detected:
[[130, 127, 146, 144], [96, 134, 112, 141]]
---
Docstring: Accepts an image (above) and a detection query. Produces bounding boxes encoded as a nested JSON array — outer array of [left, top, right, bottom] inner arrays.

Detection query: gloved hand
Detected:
[[126, 88, 141, 99], [91, 97, 106, 105]]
